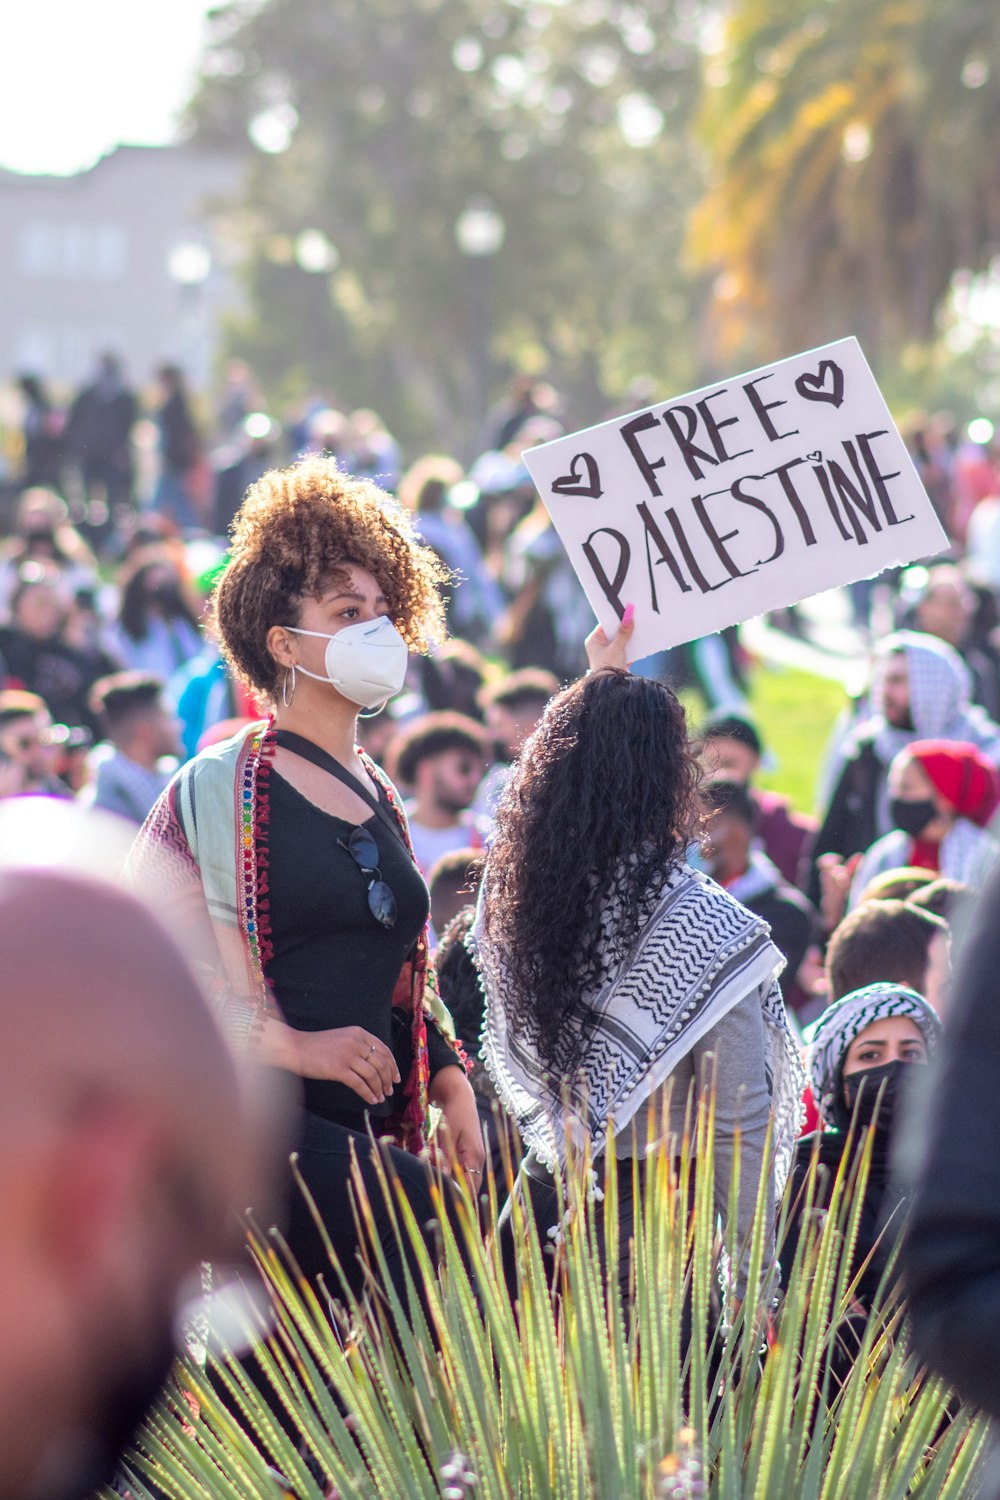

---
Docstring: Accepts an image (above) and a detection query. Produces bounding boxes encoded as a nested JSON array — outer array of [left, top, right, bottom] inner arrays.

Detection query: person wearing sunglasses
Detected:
[[129, 455, 484, 1311], [0, 689, 72, 798]]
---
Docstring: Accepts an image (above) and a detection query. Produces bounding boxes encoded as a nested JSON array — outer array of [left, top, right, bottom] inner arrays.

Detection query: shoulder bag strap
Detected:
[[274, 728, 408, 851]]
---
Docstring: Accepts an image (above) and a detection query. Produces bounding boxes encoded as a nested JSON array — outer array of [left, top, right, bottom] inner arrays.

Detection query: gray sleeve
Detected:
[[90, 777, 139, 825], [691, 983, 773, 1299]]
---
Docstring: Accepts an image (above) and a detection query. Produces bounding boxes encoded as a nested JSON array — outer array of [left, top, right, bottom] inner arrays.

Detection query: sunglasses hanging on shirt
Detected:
[[338, 825, 397, 929]]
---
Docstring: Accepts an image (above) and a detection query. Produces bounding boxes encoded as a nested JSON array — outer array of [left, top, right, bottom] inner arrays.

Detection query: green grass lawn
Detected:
[[682, 663, 849, 817], [751, 663, 849, 816]]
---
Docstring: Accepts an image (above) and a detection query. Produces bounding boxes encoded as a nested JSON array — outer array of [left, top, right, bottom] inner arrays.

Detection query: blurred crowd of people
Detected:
[[0, 360, 599, 837], [4, 356, 1000, 942]]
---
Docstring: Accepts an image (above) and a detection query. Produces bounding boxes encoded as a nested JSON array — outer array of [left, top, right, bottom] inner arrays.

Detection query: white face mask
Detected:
[[285, 616, 409, 710]]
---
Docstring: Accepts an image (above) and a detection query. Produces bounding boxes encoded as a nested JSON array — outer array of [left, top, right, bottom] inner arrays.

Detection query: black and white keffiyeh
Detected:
[[807, 982, 943, 1126], [475, 862, 805, 1195]]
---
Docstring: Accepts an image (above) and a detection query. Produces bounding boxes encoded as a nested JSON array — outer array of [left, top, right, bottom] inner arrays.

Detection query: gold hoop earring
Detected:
[[281, 666, 296, 708]]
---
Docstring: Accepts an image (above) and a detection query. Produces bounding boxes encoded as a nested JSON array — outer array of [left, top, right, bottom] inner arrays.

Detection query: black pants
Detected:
[[287, 1109, 466, 1320], [499, 1152, 707, 1349], [208, 1111, 471, 1453], [499, 1151, 659, 1306]]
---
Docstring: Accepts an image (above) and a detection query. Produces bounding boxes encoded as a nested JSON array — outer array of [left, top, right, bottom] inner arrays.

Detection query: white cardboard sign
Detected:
[[522, 338, 948, 661]]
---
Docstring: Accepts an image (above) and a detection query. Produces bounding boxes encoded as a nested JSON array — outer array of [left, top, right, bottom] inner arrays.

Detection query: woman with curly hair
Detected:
[[130, 455, 484, 1304], [476, 619, 804, 1307]]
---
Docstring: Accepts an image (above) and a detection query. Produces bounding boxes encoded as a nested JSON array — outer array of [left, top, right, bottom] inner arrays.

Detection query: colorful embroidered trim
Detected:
[[242, 718, 276, 1000]]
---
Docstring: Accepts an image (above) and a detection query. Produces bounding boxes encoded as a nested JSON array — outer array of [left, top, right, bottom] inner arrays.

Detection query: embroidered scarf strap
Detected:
[[357, 749, 468, 1152], [127, 720, 277, 1052], [359, 747, 462, 1048]]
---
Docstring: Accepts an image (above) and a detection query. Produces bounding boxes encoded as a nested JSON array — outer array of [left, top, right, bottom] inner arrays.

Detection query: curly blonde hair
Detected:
[[213, 456, 450, 697]]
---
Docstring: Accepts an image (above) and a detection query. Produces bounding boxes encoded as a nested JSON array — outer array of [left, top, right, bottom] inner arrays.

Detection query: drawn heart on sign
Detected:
[[806, 451, 823, 463], [794, 361, 845, 408], [551, 452, 603, 499]]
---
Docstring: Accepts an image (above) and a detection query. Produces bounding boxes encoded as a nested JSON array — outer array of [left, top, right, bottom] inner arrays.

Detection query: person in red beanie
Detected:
[[849, 739, 1000, 906]]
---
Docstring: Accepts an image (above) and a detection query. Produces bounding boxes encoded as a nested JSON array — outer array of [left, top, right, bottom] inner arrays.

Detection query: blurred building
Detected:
[[0, 144, 244, 390]]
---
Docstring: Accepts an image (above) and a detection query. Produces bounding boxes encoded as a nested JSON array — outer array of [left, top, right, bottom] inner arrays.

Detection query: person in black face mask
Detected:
[[780, 983, 942, 1325], [850, 739, 1000, 906]]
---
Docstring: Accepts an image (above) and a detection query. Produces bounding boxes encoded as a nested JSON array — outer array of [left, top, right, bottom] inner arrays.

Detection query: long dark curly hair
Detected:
[[483, 668, 702, 1076]]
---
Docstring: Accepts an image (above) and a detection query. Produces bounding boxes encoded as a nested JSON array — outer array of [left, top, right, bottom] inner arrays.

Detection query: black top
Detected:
[[805, 735, 882, 904], [779, 1128, 902, 1309], [264, 765, 455, 1123], [742, 883, 817, 1002]]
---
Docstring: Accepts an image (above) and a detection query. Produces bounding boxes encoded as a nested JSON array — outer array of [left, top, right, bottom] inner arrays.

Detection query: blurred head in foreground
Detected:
[[0, 800, 272, 1500]]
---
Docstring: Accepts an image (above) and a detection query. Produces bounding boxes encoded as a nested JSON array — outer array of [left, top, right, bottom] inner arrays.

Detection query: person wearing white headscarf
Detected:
[[807, 631, 1000, 905]]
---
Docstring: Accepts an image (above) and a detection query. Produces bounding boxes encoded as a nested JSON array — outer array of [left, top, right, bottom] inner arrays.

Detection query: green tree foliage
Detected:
[[189, 0, 719, 450], [190, 0, 710, 452], [690, 0, 1000, 371]]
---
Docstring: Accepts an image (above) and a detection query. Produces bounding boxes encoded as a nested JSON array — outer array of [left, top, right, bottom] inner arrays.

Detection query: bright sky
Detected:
[[0, 1, 215, 176]]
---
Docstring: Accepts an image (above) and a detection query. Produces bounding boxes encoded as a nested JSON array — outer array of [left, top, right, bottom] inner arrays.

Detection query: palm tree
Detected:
[[690, 0, 1000, 371]]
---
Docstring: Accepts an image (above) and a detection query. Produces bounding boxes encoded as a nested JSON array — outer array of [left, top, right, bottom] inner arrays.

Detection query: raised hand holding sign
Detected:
[[585, 602, 636, 673], [522, 338, 947, 662]]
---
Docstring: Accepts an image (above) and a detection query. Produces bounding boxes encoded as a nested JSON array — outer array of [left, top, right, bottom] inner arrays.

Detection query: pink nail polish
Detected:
[[623, 602, 635, 626]]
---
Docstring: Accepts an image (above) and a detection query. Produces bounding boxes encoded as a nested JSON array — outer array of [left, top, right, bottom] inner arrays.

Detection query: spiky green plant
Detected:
[[103, 1096, 987, 1500]]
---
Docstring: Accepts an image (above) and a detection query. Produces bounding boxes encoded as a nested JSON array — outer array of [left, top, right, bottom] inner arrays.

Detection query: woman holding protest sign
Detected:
[[475, 608, 805, 1311]]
